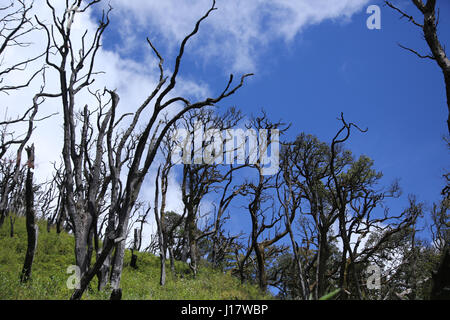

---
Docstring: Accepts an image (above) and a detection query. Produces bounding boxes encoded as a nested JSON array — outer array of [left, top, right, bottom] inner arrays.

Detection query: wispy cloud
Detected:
[[110, 0, 371, 72], [1, 0, 370, 245]]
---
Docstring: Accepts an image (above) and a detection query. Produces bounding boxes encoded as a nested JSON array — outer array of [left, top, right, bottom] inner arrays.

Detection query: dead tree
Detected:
[[430, 198, 449, 252], [431, 245, 450, 299], [35, 178, 59, 232], [209, 223, 241, 270], [0, 0, 43, 89], [231, 238, 256, 284], [209, 166, 245, 268], [385, 0, 450, 134], [328, 114, 419, 299], [151, 123, 178, 285], [129, 202, 150, 270], [66, 0, 252, 300], [52, 162, 69, 234], [44, 163, 65, 232], [0, 0, 44, 107], [279, 133, 343, 299], [277, 146, 310, 299], [178, 108, 244, 276], [430, 161, 449, 299], [129, 229, 140, 269], [0, 0, 44, 158], [0, 157, 26, 227], [237, 114, 290, 292], [20, 144, 38, 283], [0, 88, 54, 228], [181, 162, 219, 276], [243, 170, 290, 292], [35, 1, 112, 283], [0, 0, 49, 228], [153, 167, 168, 284], [164, 211, 186, 273]]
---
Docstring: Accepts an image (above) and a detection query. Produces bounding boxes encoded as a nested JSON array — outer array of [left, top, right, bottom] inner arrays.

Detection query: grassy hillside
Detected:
[[0, 216, 271, 300]]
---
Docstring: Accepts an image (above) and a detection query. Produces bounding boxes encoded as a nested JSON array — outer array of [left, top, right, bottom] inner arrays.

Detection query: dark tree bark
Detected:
[[71, 233, 116, 300], [152, 129, 178, 285], [20, 144, 38, 283], [0, 0, 48, 228], [279, 133, 339, 299], [415, 0, 450, 134], [10, 215, 15, 238], [178, 108, 244, 276], [431, 244, 450, 299], [429, 189, 449, 299], [238, 114, 290, 292], [386, 0, 450, 134], [51, 0, 252, 300], [35, 1, 112, 282], [154, 167, 167, 285], [127, 203, 150, 271], [328, 114, 419, 299], [0, 94, 44, 229], [0, 1, 43, 154], [158, 201, 169, 282], [130, 252, 138, 269]]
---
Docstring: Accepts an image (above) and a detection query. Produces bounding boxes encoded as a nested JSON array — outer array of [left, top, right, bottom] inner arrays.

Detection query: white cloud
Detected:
[[331, 215, 386, 255], [1, 1, 213, 175], [0, 1, 209, 242], [110, 0, 371, 72], [1, 0, 371, 247], [331, 215, 408, 281]]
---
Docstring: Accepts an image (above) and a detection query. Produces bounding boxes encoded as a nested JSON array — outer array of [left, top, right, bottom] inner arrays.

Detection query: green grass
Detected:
[[0, 216, 271, 300]]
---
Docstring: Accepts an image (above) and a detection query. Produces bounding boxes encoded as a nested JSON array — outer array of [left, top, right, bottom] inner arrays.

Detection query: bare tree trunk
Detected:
[[254, 243, 267, 292], [154, 167, 167, 285], [431, 244, 450, 299], [97, 236, 112, 291], [74, 228, 92, 277], [71, 234, 116, 300], [444, 74, 450, 134], [20, 145, 38, 283], [169, 246, 175, 274], [130, 229, 139, 269], [160, 249, 167, 286], [56, 197, 65, 234], [316, 228, 330, 298], [109, 207, 132, 300], [10, 215, 15, 238], [419, 0, 450, 134], [0, 212, 5, 229], [109, 243, 125, 299], [386, 0, 450, 134], [186, 208, 198, 277]]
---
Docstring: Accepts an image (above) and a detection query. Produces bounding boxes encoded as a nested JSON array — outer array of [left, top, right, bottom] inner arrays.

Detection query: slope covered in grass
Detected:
[[0, 216, 271, 300]]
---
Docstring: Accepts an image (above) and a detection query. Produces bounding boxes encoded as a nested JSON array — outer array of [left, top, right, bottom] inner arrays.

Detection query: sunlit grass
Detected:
[[0, 216, 271, 300]]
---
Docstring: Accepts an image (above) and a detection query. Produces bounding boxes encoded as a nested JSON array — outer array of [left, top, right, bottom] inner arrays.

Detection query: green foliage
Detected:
[[0, 216, 271, 300], [319, 289, 341, 300]]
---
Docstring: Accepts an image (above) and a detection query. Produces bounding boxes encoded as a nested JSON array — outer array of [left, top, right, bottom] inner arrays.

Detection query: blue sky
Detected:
[[108, 0, 449, 239], [243, 1, 450, 223], [102, 0, 450, 240], [4, 0, 448, 246]]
